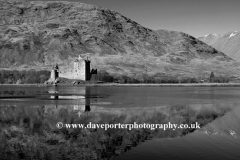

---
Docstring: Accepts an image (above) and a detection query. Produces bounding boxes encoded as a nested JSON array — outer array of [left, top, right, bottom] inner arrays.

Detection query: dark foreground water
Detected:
[[0, 85, 240, 160]]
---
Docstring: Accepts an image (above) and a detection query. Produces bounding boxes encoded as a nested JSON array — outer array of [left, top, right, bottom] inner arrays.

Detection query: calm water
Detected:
[[0, 85, 240, 159]]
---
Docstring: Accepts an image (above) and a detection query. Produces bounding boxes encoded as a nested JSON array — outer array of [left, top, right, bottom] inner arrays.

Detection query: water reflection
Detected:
[[45, 87, 92, 117], [125, 107, 240, 160], [0, 86, 100, 107], [1, 86, 240, 159], [50, 95, 85, 99], [200, 106, 240, 138], [0, 103, 234, 160]]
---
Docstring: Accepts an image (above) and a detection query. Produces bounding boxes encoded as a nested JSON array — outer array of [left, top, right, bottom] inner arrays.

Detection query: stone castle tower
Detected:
[[47, 64, 59, 84], [73, 56, 91, 81], [50, 64, 59, 80]]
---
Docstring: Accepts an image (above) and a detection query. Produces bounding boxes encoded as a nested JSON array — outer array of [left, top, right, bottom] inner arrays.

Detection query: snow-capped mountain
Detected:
[[198, 31, 240, 61]]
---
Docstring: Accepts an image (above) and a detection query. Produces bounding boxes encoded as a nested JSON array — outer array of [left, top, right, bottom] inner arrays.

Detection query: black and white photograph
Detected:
[[0, 0, 240, 159]]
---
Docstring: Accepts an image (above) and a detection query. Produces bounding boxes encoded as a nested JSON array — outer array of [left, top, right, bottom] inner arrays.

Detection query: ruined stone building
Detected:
[[50, 55, 97, 82], [48, 64, 59, 83], [73, 56, 97, 81]]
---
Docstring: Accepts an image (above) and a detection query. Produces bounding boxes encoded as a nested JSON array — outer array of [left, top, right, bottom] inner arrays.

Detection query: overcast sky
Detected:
[[30, 0, 240, 37]]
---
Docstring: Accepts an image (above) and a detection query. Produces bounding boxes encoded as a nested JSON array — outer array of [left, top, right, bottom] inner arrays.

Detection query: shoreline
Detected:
[[90, 83, 240, 87], [1, 83, 240, 87]]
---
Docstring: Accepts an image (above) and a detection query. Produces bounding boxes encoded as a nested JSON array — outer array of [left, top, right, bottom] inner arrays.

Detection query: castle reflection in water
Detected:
[[43, 87, 95, 117]]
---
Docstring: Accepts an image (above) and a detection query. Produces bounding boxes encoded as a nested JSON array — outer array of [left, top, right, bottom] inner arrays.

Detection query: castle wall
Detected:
[[55, 71, 59, 78], [74, 59, 86, 80], [58, 56, 95, 81], [85, 61, 91, 81], [50, 70, 56, 80], [48, 66, 59, 82]]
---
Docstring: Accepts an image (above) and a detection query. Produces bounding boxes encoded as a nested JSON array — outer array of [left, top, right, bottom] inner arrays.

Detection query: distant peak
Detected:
[[229, 32, 238, 38], [203, 34, 210, 37], [199, 33, 219, 39], [201, 31, 239, 39]]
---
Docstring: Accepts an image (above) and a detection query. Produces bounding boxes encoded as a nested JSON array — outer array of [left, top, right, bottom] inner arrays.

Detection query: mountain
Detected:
[[1, 0, 240, 79], [198, 31, 240, 61]]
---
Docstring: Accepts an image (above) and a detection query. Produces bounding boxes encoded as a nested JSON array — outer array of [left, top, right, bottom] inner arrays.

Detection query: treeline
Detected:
[[96, 71, 231, 84], [209, 72, 230, 83], [210, 76, 231, 83], [96, 71, 198, 83], [0, 70, 231, 84], [0, 70, 50, 84]]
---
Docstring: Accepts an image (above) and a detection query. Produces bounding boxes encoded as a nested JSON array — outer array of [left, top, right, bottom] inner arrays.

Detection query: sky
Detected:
[[30, 0, 240, 37]]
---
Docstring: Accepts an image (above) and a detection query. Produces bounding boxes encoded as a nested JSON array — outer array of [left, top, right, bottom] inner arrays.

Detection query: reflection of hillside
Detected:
[[0, 105, 233, 159], [201, 107, 240, 138]]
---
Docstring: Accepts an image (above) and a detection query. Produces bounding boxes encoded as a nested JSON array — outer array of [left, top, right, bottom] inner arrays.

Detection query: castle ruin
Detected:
[[47, 64, 59, 84], [49, 55, 97, 83], [73, 56, 91, 81]]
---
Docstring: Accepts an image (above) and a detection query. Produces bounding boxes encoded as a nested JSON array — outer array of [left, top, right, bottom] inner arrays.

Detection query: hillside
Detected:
[[198, 31, 240, 61], [1, 0, 240, 79]]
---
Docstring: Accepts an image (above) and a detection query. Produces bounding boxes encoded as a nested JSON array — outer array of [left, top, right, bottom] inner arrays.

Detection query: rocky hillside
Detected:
[[198, 31, 240, 61], [1, 0, 240, 79]]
